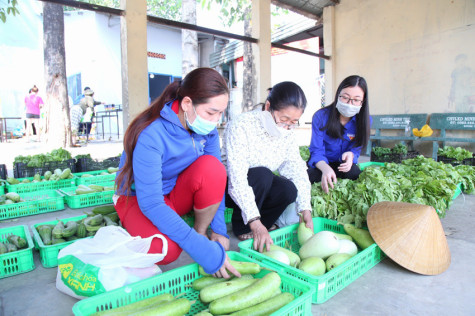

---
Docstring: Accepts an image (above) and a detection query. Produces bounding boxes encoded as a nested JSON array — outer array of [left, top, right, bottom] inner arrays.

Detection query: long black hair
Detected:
[[266, 81, 307, 111], [321, 75, 370, 150]]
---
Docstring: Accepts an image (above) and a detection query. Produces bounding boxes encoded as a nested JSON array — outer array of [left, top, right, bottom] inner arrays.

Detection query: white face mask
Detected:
[[259, 111, 283, 138], [336, 100, 361, 118], [277, 126, 291, 137]]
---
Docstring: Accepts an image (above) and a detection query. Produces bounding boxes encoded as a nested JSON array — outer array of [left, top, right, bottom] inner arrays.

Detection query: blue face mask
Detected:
[[184, 106, 217, 135]]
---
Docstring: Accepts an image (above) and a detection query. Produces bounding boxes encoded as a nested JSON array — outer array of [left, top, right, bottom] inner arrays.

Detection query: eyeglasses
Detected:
[[339, 95, 363, 106], [271, 110, 300, 130]]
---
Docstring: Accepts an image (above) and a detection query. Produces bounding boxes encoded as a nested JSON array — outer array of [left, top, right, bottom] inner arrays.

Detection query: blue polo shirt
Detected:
[[308, 106, 370, 167]]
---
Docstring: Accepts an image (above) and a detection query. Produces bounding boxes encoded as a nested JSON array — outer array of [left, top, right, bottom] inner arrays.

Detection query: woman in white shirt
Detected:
[[223, 81, 314, 252]]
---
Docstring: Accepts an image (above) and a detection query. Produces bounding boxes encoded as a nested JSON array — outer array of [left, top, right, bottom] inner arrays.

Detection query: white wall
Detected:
[[327, 0, 475, 115], [147, 24, 182, 78]]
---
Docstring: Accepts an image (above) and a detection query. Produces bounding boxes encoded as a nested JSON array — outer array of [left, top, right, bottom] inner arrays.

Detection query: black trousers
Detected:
[[307, 161, 362, 184], [226, 167, 298, 236]]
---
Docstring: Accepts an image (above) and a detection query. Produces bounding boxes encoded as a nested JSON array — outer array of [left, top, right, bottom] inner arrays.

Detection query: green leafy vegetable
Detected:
[[299, 146, 310, 162], [437, 146, 473, 162], [311, 156, 475, 227]]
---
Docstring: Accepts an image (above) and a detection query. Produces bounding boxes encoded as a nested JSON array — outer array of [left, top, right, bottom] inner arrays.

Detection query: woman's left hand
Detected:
[[299, 209, 314, 231], [338, 152, 354, 173], [210, 231, 230, 251]]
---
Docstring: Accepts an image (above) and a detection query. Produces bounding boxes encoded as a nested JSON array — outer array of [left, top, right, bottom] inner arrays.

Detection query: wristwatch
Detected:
[[247, 216, 261, 224]]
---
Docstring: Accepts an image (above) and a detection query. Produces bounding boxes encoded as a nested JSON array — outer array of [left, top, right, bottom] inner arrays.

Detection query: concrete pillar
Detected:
[[120, 0, 148, 129], [323, 5, 335, 106], [252, 0, 271, 103]]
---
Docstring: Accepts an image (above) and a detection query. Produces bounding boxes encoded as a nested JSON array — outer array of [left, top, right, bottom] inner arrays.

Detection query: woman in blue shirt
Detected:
[[114, 68, 240, 278], [307, 75, 371, 193]]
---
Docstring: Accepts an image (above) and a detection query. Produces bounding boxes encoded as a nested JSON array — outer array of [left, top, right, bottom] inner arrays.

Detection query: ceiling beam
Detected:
[[271, 0, 321, 21], [271, 42, 330, 60], [37, 0, 122, 16]]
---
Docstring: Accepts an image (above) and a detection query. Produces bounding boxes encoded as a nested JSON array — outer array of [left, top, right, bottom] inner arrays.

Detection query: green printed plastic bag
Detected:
[[56, 226, 167, 299]]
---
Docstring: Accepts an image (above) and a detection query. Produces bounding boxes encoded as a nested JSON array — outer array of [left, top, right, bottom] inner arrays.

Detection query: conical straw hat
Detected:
[[367, 201, 450, 275]]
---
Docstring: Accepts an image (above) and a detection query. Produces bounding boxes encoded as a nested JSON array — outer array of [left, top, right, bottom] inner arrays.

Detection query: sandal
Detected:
[[237, 232, 253, 241]]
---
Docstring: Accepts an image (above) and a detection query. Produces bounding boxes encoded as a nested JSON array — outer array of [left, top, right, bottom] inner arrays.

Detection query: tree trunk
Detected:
[[43, 3, 71, 148], [181, 0, 198, 77], [242, 6, 256, 112]]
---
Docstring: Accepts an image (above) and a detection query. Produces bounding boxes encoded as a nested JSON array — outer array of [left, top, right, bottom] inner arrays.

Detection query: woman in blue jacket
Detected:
[[307, 75, 371, 193], [114, 68, 240, 278]]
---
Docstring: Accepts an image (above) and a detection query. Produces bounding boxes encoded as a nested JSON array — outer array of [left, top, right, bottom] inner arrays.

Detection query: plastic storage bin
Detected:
[[0, 225, 35, 278], [13, 159, 76, 178], [239, 217, 385, 304], [6, 176, 75, 194], [72, 251, 314, 316], [0, 163, 6, 180], [31, 215, 89, 268], [0, 190, 65, 221], [73, 170, 116, 186], [76, 156, 120, 172], [59, 183, 115, 209]]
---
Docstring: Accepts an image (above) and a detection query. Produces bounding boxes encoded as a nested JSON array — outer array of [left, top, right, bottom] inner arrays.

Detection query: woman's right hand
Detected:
[[213, 253, 241, 279], [250, 220, 273, 253], [318, 162, 337, 193]]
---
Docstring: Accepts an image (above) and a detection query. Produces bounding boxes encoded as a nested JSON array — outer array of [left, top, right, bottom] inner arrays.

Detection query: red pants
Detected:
[[114, 155, 226, 265]]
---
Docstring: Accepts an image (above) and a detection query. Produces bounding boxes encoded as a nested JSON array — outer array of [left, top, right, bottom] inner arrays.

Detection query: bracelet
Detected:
[[247, 216, 261, 224]]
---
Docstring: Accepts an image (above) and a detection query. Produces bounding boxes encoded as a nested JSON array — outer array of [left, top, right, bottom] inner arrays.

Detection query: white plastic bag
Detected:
[[56, 226, 167, 299]]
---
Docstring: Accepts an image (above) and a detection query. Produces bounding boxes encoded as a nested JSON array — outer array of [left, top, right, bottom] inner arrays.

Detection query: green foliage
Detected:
[[310, 156, 475, 226], [69, 0, 181, 20], [201, 0, 288, 27], [437, 146, 473, 162], [372, 143, 408, 157], [14, 148, 72, 167], [0, 0, 19, 23], [299, 146, 310, 162]]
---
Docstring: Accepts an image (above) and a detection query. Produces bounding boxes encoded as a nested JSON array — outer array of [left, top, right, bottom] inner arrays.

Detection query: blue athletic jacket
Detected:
[[115, 100, 227, 274], [308, 106, 371, 167]]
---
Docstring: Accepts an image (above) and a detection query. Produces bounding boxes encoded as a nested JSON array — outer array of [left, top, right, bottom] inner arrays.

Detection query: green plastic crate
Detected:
[[182, 207, 233, 227], [73, 170, 116, 186], [72, 251, 314, 316], [0, 190, 65, 221], [358, 161, 385, 170], [31, 215, 90, 268], [60, 183, 115, 209], [5, 176, 76, 193], [0, 225, 35, 278], [452, 183, 463, 201], [239, 217, 385, 304]]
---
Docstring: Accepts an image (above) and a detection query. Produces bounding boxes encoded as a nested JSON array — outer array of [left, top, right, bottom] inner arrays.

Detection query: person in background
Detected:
[[24, 85, 44, 142], [223, 81, 314, 253], [307, 75, 371, 193], [79, 88, 104, 141], [114, 68, 240, 278]]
